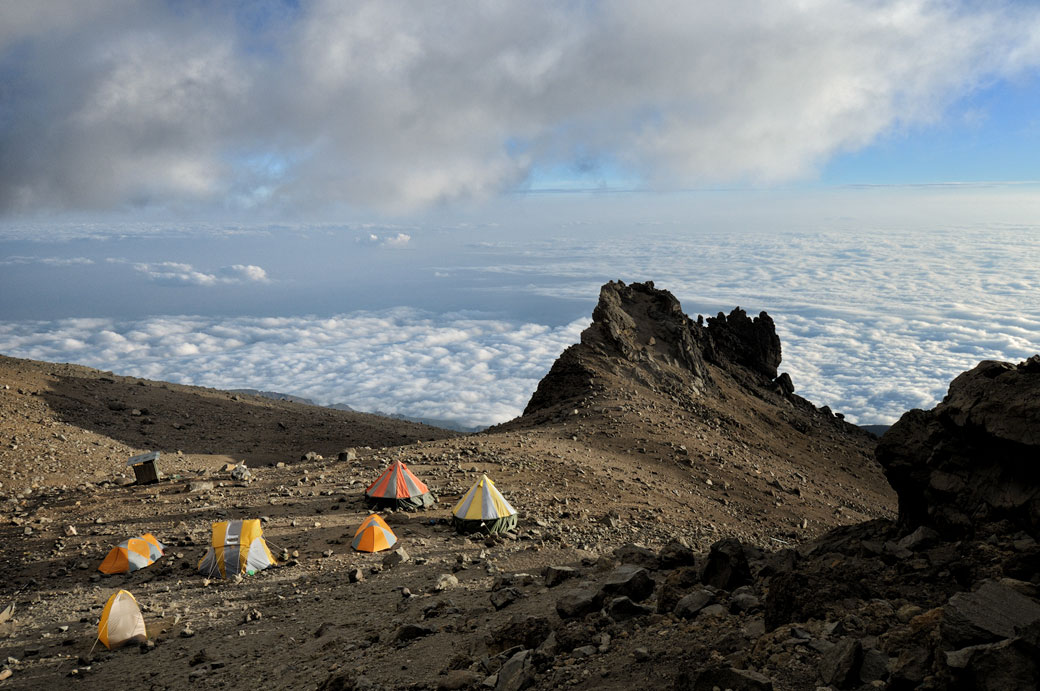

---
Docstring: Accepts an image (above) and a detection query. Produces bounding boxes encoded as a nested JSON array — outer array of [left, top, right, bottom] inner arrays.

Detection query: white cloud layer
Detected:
[[0, 218, 1036, 429], [127, 261, 270, 286], [0, 310, 587, 429], [359, 232, 412, 248], [0, 255, 94, 266], [3, 1, 1040, 213]]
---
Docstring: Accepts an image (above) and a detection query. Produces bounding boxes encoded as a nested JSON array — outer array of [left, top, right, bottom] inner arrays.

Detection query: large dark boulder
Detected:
[[876, 356, 1040, 538], [555, 589, 602, 619], [819, 638, 863, 689], [598, 565, 655, 603], [486, 616, 552, 655], [495, 649, 534, 691], [944, 638, 1040, 691], [606, 596, 652, 622], [701, 538, 752, 591], [614, 543, 663, 570], [659, 538, 698, 568], [676, 665, 774, 691], [543, 565, 579, 587], [656, 566, 701, 614], [763, 560, 877, 632], [941, 580, 1040, 649], [674, 590, 715, 619]]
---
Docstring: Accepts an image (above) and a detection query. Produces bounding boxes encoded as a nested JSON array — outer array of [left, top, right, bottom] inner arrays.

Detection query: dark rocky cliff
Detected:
[[877, 355, 1040, 538], [524, 280, 789, 416]]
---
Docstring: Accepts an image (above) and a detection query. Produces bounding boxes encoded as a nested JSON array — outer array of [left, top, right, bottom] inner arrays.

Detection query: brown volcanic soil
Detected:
[[0, 286, 898, 691], [0, 354, 458, 493]]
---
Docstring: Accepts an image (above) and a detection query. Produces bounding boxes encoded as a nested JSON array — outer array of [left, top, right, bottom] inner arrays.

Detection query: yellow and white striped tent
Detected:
[[97, 589, 147, 650], [198, 519, 275, 578], [452, 474, 518, 534]]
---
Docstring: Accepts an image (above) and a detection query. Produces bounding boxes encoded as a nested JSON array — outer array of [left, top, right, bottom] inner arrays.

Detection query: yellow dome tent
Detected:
[[452, 474, 518, 534], [98, 533, 164, 574], [97, 590, 147, 650], [198, 519, 275, 578], [351, 514, 398, 552]]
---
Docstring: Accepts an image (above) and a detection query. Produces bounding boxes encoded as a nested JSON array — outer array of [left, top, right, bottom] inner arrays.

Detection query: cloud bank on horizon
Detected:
[[3, 0, 1040, 214], [456, 224, 1040, 426], [1, 225, 1036, 429]]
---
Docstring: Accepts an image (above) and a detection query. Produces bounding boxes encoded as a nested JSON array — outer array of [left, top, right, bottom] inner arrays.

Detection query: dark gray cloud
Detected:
[[2, 1, 1040, 215]]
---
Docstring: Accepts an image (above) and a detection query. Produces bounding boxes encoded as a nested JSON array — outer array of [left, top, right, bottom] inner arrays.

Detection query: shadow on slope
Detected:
[[36, 365, 459, 465]]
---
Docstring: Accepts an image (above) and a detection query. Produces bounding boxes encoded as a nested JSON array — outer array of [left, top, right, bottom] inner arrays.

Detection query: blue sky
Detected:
[[822, 75, 1040, 185], [1, 1, 1039, 428]]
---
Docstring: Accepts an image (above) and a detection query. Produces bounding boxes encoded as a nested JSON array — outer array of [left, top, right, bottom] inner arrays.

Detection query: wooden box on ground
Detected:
[[126, 451, 161, 485]]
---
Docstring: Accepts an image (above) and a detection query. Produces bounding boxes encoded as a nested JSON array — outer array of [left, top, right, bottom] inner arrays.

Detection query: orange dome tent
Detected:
[[98, 533, 165, 574], [352, 514, 398, 553], [365, 459, 435, 510]]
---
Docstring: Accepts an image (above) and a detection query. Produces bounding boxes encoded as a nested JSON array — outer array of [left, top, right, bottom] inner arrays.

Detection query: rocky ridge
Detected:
[[524, 280, 788, 414], [521, 281, 849, 431]]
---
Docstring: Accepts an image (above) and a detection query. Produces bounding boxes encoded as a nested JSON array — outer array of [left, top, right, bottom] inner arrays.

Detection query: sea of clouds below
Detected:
[[0, 225, 1037, 429], [462, 226, 1040, 425], [0, 311, 589, 430]]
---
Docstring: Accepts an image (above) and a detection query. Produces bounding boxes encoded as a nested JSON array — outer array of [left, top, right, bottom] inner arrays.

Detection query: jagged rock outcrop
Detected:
[[704, 308, 782, 380], [877, 355, 1040, 538], [590, 279, 710, 378], [524, 280, 791, 415]]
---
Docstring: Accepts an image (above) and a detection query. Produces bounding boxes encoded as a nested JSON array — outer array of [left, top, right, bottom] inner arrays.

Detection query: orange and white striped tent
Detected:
[[198, 519, 275, 578], [365, 459, 435, 510], [98, 533, 165, 574], [352, 514, 398, 552], [97, 589, 147, 650]]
